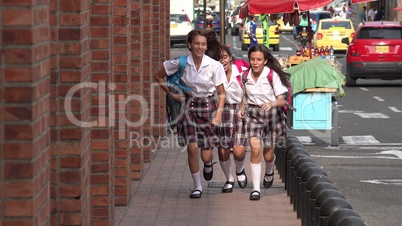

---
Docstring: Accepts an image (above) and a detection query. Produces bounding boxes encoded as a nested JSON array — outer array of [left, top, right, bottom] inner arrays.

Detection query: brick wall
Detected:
[[90, 0, 115, 224], [130, 1, 144, 180], [1, 0, 52, 225], [113, 0, 132, 206], [0, 0, 169, 224]]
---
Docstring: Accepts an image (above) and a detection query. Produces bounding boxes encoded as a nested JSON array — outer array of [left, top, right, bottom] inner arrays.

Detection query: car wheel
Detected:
[[273, 44, 280, 51], [345, 75, 357, 87], [241, 43, 248, 51]]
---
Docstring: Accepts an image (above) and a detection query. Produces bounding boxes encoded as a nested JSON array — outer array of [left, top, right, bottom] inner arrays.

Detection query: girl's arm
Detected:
[[213, 84, 226, 125], [154, 67, 183, 103]]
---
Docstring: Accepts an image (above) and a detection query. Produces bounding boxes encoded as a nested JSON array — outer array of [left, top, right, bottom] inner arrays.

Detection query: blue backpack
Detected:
[[166, 55, 190, 105]]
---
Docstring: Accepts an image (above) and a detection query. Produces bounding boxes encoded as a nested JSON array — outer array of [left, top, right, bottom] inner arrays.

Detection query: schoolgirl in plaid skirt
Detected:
[[154, 29, 226, 199], [215, 45, 249, 193], [236, 44, 290, 200]]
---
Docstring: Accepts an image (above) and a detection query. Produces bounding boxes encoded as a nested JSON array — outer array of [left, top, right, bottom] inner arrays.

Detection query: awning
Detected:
[[239, 0, 334, 18], [350, 0, 378, 4]]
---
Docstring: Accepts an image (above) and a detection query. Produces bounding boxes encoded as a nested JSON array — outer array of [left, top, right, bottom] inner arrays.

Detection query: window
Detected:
[[357, 27, 402, 39], [170, 14, 188, 23], [321, 21, 351, 29]]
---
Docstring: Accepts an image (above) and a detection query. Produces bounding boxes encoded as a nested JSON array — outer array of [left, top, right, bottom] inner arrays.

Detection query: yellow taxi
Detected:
[[241, 15, 280, 51], [277, 14, 294, 33], [312, 18, 355, 52]]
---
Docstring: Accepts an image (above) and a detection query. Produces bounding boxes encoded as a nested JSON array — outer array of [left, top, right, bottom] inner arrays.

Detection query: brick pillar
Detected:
[[151, 0, 164, 139], [90, 0, 115, 225], [1, 1, 51, 225], [49, 0, 60, 224], [141, 0, 154, 163], [57, 0, 92, 225], [130, 1, 144, 180], [113, 0, 132, 205]]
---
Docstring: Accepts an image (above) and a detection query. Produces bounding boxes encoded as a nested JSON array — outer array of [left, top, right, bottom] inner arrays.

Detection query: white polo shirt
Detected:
[[223, 64, 245, 104], [164, 54, 226, 97], [244, 66, 288, 106]]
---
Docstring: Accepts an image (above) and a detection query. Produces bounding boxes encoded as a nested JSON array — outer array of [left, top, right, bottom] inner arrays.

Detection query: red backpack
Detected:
[[233, 59, 250, 88], [238, 63, 295, 113]]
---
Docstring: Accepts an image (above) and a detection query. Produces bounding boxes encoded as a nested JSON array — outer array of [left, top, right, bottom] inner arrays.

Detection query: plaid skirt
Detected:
[[216, 103, 240, 149], [177, 95, 219, 150], [235, 104, 287, 147]]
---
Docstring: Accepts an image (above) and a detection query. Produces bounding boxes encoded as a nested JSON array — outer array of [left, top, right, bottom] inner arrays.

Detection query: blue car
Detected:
[[194, 12, 221, 34], [293, 11, 332, 39]]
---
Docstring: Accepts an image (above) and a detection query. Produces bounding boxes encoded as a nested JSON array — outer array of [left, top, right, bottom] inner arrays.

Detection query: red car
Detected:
[[342, 21, 402, 86]]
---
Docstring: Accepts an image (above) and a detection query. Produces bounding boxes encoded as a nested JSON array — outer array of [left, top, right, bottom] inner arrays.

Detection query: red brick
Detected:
[[4, 200, 34, 217], [60, 213, 82, 225], [3, 9, 33, 26]]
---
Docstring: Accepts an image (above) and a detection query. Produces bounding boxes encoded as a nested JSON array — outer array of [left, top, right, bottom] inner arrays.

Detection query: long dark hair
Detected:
[[187, 29, 223, 61], [248, 44, 290, 86]]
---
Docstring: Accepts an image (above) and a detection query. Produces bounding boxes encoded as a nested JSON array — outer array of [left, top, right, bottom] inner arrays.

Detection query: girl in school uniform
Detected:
[[154, 29, 226, 199], [216, 45, 248, 193], [237, 44, 289, 200]]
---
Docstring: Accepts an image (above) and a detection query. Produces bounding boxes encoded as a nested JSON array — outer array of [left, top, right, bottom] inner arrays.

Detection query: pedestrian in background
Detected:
[[375, 7, 384, 21], [249, 16, 258, 49], [360, 6, 367, 22], [216, 45, 248, 193], [154, 29, 226, 199], [368, 6, 377, 21], [237, 44, 289, 200]]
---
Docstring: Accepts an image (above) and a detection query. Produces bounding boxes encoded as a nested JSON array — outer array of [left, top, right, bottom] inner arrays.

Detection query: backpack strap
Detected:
[[175, 55, 191, 92]]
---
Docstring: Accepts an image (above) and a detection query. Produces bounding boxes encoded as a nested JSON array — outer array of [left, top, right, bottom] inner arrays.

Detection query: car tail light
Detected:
[[275, 27, 279, 35], [317, 33, 323, 40], [350, 32, 355, 39], [349, 44, 359, 56], [313, 20, 317, 25]]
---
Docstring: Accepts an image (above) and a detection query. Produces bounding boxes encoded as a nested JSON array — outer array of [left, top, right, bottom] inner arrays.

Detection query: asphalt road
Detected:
[[170, 32, 402, 226]]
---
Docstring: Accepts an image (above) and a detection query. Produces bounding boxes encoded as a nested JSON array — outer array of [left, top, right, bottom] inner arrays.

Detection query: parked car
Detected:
[[170, 12, 193, 46], [240, 15, 280, 51], [195, 12, 221, 34], [312, 18, 355, 51], [293, 11, 331, 39], [342, 21, 402, 87]]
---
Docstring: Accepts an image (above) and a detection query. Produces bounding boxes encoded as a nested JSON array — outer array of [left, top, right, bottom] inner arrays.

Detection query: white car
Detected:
[[170, 12, 193, 46]]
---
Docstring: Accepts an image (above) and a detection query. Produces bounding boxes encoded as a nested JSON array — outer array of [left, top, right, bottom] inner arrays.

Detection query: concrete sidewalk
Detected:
[[115, 135, 300, 226]]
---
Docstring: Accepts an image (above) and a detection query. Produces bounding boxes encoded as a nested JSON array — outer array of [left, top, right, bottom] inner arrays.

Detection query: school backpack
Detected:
[[233, 59, 250, 88], [166, 55, 190, 105], [241, 67, 295, 113], [267, 71, 295, 113]]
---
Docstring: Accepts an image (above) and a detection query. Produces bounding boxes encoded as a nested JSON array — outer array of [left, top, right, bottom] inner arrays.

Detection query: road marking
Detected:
[[280, 47, 293, 51], [389, 106, 402, 113], [339, 110, 364, 113], [360, 87, 369, 91], [354, 112, 389, 118], [360, 179, 402, 185], [343, 135, 380, 144], [310, 155, 399, 160], [296, 136, 313, 145], [373, 96, 385, 102], [379, 150, 402, 159]]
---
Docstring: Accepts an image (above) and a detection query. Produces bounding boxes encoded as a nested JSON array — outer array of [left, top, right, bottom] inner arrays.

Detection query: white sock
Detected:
[[265, 155, 276, 182], [234, 159, 246, 181], [204, 162, 213, 173], [192, 171, 202, 192], [250, 162, 261, 192], [219, 160, 234, 182]]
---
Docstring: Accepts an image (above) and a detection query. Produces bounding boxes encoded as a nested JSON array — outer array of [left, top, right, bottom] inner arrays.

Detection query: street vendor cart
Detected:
[[286, 57, 345, 146]]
